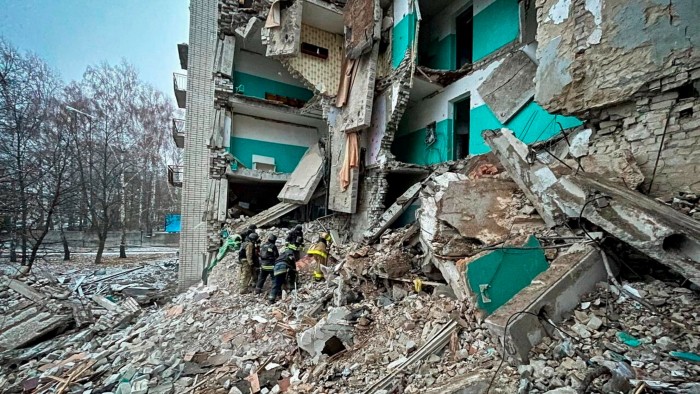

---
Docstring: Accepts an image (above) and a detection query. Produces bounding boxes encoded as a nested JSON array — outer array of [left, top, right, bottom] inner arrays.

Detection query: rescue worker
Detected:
[[238, 232, 259, 294], [307, 232, 332, 281], [269, 248, 297, 302], [202, 232, 241, 284], [255, 234, 279, 294], [286, 224, 303, 245]]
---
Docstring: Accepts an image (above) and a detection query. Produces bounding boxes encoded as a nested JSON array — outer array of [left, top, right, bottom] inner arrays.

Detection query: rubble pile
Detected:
[[521, 279, 700, 393], [656, 191, 700, 220]]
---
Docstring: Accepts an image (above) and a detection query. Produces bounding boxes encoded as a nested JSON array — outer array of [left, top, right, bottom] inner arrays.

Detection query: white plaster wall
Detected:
[[394, 0, 412, 26], [235, 50, 308, 87], [427, 0, 471, 41], [402, 59, 502, 131], [232, 114, 320, 147]]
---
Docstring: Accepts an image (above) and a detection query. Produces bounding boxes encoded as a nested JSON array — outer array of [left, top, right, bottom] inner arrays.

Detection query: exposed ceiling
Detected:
[[303, 0, 345, 34]]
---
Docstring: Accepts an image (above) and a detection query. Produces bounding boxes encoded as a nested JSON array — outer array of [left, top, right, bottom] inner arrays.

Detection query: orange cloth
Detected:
[[335, 58, 357, 108], [339, 132, 360, 191]]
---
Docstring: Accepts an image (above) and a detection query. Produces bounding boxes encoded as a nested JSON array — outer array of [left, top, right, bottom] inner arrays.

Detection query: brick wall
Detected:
[[179, 0, 218, 288], [588, 70, 700, 196]]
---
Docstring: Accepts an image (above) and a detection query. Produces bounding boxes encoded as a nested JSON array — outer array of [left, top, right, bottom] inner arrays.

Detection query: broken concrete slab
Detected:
[[554, 175, 700, 286], [484, 245, 608, 364], [1, 276, 47, 303], [265, 0, 302, 57], [485, 127, 700, 285], [577, 149, 645, 190], [0, 307, 72, 351], [363, 182, 421, 242], [328, 126, 359, 214], [234, 202, 302, 232], [483, 128, 566, 228], [331, 43, 380, 133], [277, 143, 325, 204], [297, 307, 353, 362], [477, 51, 537, 124]]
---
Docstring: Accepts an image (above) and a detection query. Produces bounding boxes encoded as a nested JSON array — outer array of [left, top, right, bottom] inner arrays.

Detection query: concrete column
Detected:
[[179, 0, 217, 288]]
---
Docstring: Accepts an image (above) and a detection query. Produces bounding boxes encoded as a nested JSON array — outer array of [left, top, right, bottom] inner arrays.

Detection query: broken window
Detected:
[[300, 42, 329, 59], [453, 96, 470, 159], [455, 7, 473, 69]]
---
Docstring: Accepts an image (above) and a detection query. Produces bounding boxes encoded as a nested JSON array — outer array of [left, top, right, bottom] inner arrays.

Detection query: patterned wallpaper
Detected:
[[287, 24, 344, 96]]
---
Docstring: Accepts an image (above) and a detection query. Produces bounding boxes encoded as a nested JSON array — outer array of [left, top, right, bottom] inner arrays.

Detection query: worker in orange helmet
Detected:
[[307, 232, 332, 281]]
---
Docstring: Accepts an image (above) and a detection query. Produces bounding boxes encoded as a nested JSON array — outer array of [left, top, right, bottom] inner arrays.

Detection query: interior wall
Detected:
[[229, 114, 320, 173], [417, 0, 470, 70], [285, 24, 344, 95], [391, 0, 583, 165], [233, 50, 314, 101], [391, 0, 417, 68]]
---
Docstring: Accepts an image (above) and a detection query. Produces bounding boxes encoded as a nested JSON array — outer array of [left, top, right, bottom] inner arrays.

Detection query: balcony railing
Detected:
[[172, 118, 185, 149], [173, 73, 187, 109], [167, 165, 183, 187]]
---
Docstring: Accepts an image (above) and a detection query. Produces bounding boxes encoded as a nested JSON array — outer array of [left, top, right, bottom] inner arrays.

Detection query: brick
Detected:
[[649, 100, 675, 110], [650, 91, 678, 104]]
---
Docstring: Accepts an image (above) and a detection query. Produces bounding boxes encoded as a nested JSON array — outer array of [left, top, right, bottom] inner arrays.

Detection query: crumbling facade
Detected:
[[175, 0, 700, 292]]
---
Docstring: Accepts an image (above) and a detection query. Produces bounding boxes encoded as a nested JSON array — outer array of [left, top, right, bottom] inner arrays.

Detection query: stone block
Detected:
[[484, 247, 608, 364], [650, 100, 675, 111]]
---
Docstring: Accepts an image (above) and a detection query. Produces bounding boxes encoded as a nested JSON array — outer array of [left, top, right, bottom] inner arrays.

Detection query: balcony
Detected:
[[173, 73, 187, 109], [172, 118, 185, 149], [177, 43, 188, 70], [167, 165, 183, 187]]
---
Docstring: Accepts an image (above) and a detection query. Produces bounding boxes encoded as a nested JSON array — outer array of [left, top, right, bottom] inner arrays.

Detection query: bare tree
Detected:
[[0, 39, 63, 270]]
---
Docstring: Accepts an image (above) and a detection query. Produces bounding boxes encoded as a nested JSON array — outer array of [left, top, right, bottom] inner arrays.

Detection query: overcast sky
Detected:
[[0, 0, 189, 101]]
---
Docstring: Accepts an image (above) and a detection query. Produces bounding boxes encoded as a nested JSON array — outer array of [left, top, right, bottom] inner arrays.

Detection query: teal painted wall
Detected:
[[466, 236, 549, 315], [472, 0, 520, 62], [229, 137, 309, 174], [233, 71, 313, 102], [392, 13, 417, 68], [393, 119, 454, 165], [423, 34, 456, 70], [469, 101, 583, 155]]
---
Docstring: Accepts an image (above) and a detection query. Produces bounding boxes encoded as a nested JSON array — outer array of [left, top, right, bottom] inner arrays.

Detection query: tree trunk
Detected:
[[95, 230, 107, 264], [119, 172, 127, 259], [61, 227, 70, 261], [9, 237, 17, 263]]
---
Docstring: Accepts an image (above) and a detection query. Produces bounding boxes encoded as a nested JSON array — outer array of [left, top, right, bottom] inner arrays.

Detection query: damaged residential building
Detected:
[[174, 0, 700, 333]]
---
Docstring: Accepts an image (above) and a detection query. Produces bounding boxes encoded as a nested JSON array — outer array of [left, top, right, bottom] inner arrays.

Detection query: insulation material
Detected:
[[266, 0, 303, 57], [477, 51, 537, 124], [278, 143, 325, 204]]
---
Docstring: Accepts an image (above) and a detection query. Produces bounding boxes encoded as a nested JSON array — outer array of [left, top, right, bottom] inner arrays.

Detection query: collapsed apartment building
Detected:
[[173, 0, 700, 288], [171, 0, 700, 358]]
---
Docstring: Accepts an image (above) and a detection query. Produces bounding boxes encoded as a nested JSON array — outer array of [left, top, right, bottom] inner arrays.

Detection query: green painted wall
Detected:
[[472, 0, 520, 62], [466, 236, 549, 315], [233, 71, 314, 102], [228, 137, 309, 174], [393, 118, 454, 165], [423, 34, 456, 70], [392, 13, 417, 68], [469, 101, 583, 155]]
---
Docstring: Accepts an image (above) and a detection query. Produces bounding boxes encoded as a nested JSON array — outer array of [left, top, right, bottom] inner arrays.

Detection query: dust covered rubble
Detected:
[[516, 278, 700, 393], [0, 239, 519, 394]]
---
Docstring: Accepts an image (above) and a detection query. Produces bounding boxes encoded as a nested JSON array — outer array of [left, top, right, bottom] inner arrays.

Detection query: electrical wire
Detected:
[[485, 310, 583, 393]]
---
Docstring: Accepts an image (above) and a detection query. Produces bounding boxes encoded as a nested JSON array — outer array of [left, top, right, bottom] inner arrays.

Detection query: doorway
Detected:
[[455, 7, 473, 69], [453, 97, 470, 160]]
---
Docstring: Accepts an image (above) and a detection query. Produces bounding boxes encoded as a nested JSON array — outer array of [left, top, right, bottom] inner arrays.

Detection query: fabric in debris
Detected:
[[265, 0, 281, 28], [335, 58, 357, 107], [339, 132, 360, 191]]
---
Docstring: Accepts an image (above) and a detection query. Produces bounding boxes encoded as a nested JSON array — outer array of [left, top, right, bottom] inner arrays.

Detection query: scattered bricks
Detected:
[[598, 120, 619, 129], [624, 125, 651, 142]]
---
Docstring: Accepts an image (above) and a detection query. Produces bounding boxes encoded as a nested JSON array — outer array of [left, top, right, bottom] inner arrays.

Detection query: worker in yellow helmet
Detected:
[[307, 232, 332, 281]]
